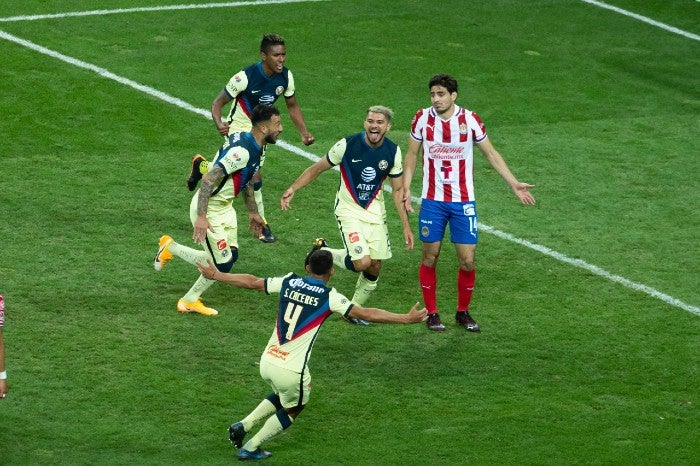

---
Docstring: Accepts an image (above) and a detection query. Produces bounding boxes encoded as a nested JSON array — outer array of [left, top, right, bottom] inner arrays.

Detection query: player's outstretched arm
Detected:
[[477, 139, 536, 206], [197, 260, 265, 291], [280, 157, 333, 210], [348, 302, 427, 324]]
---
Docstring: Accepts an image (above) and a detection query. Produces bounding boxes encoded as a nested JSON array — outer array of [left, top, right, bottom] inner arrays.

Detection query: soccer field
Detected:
[[1, 0, 698, 464]]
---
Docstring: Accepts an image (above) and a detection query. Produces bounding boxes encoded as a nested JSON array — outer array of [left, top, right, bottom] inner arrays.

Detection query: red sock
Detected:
[[457, 268, 475, 311], [419, 264, 437, 313]]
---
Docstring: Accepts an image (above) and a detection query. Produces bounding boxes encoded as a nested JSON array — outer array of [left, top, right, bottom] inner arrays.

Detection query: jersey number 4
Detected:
[[282, 302, 304, 341]]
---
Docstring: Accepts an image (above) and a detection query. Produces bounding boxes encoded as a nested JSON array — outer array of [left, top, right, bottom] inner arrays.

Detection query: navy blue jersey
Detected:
[[223, 62, 295, 130]]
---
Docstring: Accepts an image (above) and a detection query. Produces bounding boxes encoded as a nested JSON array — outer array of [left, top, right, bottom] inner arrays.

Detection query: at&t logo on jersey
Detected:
[[361, 167, 376, 182], [356, 167, 377, 199], [259, 94, 275, 104]]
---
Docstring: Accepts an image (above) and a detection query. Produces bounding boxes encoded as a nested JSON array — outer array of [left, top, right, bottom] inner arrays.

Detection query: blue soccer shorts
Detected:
[[418, 199, 478, 244]]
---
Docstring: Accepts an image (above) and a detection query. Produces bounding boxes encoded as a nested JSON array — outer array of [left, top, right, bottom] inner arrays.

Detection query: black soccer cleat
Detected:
[[259, 224, 277, 243], [187, 154, 206, 191], [426, 313, 446, 332], [229, 422, 247, 449], [456, 311, 480, 332]]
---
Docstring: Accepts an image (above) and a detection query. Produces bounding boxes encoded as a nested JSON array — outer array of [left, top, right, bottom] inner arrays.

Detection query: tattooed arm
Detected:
[[193, 164, 226, 244], [241, 181, 265, 238]]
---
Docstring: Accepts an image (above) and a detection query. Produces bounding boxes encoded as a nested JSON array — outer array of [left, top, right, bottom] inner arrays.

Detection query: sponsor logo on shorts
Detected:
[[354, 245, 363, 255], [463, 203, 475, 216], [349, 232, 360, 243], [217, 239, 228, 250]]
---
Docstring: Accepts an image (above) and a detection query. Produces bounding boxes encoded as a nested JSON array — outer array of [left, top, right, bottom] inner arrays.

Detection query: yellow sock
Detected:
[[352, 273, 378, 306]]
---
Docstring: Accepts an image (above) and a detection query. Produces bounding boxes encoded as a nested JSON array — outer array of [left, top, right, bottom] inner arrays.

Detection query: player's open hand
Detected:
[[407, 302, 428, 322], [513, 182, 536, 205], [280, 188, 295, 210], [197, 260, 218, 280]]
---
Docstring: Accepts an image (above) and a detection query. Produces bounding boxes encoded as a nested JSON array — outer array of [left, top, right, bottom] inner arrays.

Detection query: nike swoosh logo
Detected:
[[251, 90, 261, 94], [351, 159, 361, 162]]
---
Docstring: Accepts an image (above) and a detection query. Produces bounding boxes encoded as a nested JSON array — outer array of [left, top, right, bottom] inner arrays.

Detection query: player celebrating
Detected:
[[403, 74, 536, 332], [197, 249, 426, 460], [281, 106, 413, 325], [188, 33, 315, 243], [154, 105, 282, 316]]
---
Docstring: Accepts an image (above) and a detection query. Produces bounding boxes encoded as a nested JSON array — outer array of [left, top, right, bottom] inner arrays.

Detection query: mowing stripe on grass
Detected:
[[0, 0, 329, 22], [1, 0, 698, 43], [582, 0, 700, 41], [1, 29, 697, 317]]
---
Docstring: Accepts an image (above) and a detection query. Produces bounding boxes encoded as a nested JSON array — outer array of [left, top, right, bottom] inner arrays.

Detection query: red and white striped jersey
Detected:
[[410, 105, 487, 202]]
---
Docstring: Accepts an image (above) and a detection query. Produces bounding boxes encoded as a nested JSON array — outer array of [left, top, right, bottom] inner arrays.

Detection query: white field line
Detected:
[[0, 21, 698, 317], [581, 0, 700, 41], [0, 0, 328, 22]]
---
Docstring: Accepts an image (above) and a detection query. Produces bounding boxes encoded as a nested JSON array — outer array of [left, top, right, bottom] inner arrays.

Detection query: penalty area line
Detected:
[[0, 29, 697, 317]]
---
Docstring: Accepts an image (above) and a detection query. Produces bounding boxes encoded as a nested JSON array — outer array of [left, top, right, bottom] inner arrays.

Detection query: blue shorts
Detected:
[[418, 199, 478, 244]]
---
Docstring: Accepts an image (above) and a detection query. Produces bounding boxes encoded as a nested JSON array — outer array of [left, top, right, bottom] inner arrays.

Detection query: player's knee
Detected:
[[285, 405, 305, 420], [366, 260, 382, 276], [459, 260, 475, 271], [353, 256, 372, 272], [276, 408, 294, 428], [215, 247, 239, 273], [266, 393, 283, 410], [253, 180, 263, 191]]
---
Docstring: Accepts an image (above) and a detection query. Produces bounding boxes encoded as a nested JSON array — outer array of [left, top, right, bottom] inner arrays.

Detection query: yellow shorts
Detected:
[[336, 215, 392, 261], [189, 193, 238, 264], [259, 359, 311, 408]]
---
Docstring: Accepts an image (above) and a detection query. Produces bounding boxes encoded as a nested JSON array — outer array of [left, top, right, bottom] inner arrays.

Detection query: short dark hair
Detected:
[[305, 250, 333, 275], [261, 33, 285, 53], [250, 104, 280, 126], [429, 74, 458, 94]]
